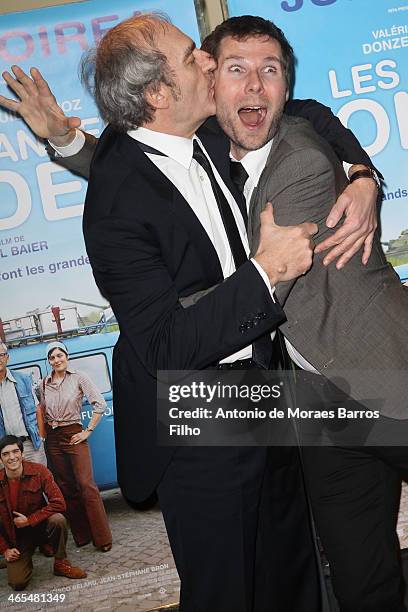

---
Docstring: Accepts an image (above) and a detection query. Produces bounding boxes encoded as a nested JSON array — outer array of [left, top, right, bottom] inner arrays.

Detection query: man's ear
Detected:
[[285, 88, 289, 103], [145, 82, 170, 110]]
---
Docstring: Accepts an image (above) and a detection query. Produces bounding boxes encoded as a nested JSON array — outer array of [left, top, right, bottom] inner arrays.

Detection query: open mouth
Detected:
[[238, 106, 267, 129]]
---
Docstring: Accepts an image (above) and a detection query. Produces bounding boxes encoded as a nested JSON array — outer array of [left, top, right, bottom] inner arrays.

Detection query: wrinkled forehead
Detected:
[[156, 22, 194, 60], [216, 34, 284, 63]]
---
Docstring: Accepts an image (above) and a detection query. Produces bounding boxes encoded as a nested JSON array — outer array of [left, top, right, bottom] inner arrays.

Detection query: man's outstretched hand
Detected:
[[0, 65, 80, 146]]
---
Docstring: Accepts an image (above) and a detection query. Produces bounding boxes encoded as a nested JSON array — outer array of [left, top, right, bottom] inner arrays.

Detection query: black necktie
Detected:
[[230, 160, 249, 194], [193, 140, 247, 269], [229, 161, 249, 227]]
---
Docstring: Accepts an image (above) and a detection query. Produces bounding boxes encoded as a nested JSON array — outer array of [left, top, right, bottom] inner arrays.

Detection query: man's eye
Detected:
[[264, 66, 278, 74], [229, 65, 243, 73]]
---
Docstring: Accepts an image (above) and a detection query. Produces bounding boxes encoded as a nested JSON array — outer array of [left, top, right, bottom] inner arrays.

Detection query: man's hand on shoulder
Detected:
[[254, 203, 317, 285], [316, 164, 379, 269], [0, 66, 80, 147]]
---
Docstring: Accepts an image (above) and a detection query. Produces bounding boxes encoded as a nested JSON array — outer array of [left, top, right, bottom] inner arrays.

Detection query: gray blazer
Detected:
[[249, 115, 408, 418]]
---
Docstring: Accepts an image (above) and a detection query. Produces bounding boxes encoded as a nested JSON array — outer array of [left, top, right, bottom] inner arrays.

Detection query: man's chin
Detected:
[[235, 132, 270, 152]]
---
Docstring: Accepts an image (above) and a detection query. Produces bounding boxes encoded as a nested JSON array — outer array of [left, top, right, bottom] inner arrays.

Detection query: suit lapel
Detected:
[[117, 132, 224, 282]]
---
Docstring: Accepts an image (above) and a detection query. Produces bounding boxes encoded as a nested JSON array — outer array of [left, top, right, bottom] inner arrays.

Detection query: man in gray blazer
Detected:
[[202, 15, 408, 612]]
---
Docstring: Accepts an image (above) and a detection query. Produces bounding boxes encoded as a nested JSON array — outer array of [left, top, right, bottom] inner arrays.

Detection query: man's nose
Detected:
[[245, 71, 264, 94]]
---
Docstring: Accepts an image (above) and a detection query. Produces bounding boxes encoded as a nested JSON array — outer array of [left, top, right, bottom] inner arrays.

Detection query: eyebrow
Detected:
[[223, 54, 283, 64], [183, 40, 196, 62]]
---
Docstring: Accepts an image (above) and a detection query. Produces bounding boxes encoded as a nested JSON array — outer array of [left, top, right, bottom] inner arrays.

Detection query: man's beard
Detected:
[[218, 102, 285, 158]]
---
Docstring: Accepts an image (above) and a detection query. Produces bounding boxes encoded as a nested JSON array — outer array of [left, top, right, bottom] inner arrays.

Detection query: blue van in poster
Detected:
[[395, 264, 408, 283]]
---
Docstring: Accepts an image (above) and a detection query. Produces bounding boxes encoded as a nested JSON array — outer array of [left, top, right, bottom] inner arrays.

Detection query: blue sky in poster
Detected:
[[228, 0, 408, 246], [0, 0, 200, 321]]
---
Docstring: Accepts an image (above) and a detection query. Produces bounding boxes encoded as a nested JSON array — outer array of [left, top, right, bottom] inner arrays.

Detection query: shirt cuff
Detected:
[[343, 161, 352, 177], [48, 129, 85, 157], [250, 259, 276, 303], [343, 162, 380, 187]]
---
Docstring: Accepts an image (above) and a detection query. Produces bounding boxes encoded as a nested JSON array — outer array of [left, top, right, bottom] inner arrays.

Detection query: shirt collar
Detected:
[[231, 139, 274, 187], [5, 369, 16, 384], [128, 127, 196, 170]]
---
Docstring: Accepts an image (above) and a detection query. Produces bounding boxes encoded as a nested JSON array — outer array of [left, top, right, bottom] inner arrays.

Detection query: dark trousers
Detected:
[[6, 513, 67, 590], [302, 446, 406, 612], [45, 423, 111, 548], [157, 445, 321, 612], [295, 373, 408, 611]]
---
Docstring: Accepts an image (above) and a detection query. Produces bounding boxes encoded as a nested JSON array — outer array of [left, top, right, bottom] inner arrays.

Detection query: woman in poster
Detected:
[[38, 341, 112, 552]]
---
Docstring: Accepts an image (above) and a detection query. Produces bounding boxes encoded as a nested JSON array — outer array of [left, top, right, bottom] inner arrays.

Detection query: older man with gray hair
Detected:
[[0, 342, 46, 466]]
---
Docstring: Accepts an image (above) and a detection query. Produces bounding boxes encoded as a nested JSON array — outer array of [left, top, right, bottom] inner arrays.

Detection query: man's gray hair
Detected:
[[81, 13, 177, 132]]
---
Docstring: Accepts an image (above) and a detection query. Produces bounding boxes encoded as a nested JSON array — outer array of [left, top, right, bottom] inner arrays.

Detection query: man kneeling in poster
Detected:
[[0, 435, 86, 590]]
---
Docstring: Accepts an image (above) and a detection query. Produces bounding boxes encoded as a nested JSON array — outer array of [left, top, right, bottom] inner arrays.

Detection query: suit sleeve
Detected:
[[261, 146, 343, 307], [84, 210, 285, 373], [286, 99, 377, 171], [46, 132, 98, 179]]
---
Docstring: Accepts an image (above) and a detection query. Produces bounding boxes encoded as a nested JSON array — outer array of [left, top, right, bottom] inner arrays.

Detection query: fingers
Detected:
[[326, 191, 352, 228], [0, 93, 20, 111], [323, 233, 366, 268], [335, 235, 367, 269], [1, 65, 55, 106], [30, 66, 54, 96], [67, 115, 82, 129], [361, 231, 375, 266], [6, 549, 20, 561], [315, 223, 350, 253], [11, 65, 39, 96], [2, 70, 27, 100]]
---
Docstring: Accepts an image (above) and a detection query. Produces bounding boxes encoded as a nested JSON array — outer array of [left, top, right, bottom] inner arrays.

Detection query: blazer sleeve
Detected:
[[45, 132, 98, 179], [266, 145, 345, 306], [84, 209, 285, 373], [286, 98, 378, 172]]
